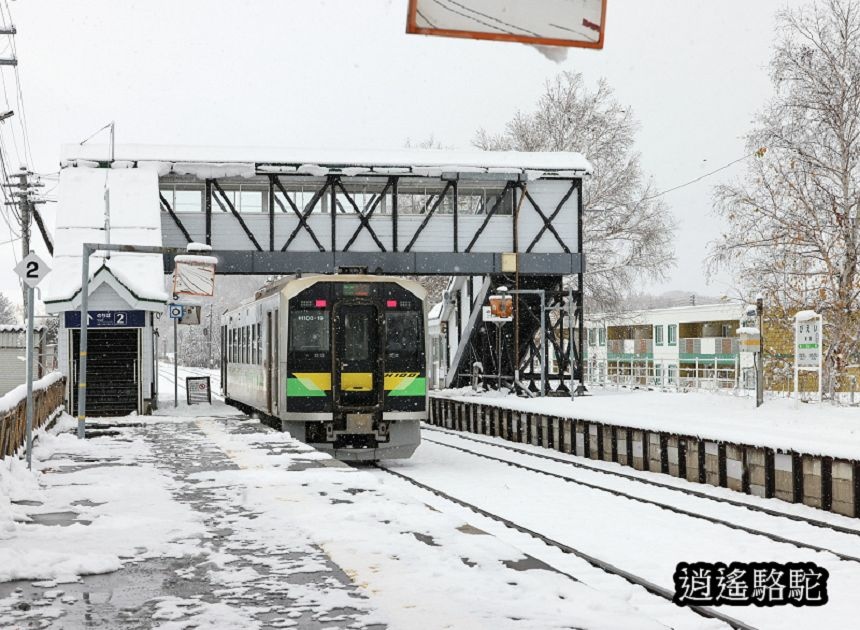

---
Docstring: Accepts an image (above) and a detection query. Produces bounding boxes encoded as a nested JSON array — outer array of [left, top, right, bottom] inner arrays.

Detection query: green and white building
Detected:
[[584, 302, 753, 390]]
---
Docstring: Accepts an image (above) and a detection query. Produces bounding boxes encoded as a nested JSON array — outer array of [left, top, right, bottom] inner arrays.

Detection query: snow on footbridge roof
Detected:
[[43, 168, 168, 311], [61, 144, 592, 179]]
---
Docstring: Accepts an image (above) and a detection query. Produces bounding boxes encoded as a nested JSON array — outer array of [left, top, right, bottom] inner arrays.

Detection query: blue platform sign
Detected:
[[64, 310, 146, 329]]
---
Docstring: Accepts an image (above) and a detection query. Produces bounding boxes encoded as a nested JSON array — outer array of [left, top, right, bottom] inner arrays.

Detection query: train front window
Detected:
[[386, 311, 421, 356], [290, 311, 330, 351], [342, 309, 371, 361]]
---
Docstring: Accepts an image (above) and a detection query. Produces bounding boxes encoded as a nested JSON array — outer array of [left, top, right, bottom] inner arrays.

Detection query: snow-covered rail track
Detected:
[[424, 425, 860, 538], [422, 431, 860, 564], [375, 463, 758, 630]]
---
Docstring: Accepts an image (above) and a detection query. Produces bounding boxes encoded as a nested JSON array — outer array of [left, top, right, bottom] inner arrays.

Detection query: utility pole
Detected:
[[4, 166, 44, 314]]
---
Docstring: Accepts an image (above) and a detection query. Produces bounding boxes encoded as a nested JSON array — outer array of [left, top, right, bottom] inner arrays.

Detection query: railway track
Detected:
[[424, 425, 860, 538], [375, 462, 759, 630], [420, 431, 860, 564]]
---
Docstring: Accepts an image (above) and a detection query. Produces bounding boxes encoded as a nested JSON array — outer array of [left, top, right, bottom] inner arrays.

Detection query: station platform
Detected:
[[0, 408, 664, 630]]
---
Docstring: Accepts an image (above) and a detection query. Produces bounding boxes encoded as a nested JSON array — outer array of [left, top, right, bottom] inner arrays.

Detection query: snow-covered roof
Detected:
[[42, 168, 168, 311], [586, 301, 744, 326], [0, 324, 45, 333], [61, 144, 592, 178]]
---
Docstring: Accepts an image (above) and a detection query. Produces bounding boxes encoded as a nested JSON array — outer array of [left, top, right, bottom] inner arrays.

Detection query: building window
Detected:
[[655, 325, 664, 346], [588, 328, 596, 346], [668, 324, 677, 346], [598, 328, 606, 346]]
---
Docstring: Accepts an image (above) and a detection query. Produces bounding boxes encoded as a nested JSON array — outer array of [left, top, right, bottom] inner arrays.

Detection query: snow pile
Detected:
[[736, 326, 760, 335], [43, 168, 167, 308], [795, 309, 819, 321], [151, 597, 262, 630]]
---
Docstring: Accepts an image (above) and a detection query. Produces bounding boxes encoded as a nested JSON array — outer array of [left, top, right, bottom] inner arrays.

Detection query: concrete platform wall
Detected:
[[428, 396, 860, 519]]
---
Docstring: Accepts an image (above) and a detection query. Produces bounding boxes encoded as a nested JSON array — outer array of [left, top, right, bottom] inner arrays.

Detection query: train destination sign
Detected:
[[64, 310, 146, 329]]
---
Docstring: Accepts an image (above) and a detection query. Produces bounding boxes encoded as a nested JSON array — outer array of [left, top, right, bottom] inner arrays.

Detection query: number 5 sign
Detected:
[[14, 252, 51, 288]]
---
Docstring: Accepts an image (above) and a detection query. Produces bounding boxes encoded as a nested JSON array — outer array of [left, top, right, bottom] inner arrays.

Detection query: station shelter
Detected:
[[42, 168, 166, 416]]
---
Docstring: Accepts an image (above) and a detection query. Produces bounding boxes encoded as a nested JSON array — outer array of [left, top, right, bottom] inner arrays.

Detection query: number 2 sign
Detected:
[[14, 252, 51, 288]]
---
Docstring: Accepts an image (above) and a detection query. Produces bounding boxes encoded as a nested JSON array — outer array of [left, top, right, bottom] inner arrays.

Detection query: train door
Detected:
[[263, 311, 277, 415], [333, 304, 382, 410], [220, 324, 227, 395], [272, 309, 279, 415]]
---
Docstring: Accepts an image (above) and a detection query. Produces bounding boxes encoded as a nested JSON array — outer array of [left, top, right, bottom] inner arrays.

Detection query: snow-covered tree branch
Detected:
[[708, 0, 860, 393], [474, 71, 676, 312]]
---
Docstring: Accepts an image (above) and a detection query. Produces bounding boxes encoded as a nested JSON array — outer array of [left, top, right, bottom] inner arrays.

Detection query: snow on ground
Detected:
[[0, 414, 205, 584], [435, 386, 860, 460], [1, 365, 669, 629], [387, 436, 860, 630], [191, 418, 665, 630]]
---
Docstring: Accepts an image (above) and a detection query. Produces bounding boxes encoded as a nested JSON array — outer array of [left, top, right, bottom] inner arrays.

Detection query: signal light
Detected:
[[386, 300, 398, 308], [315, 299, 327, 308]]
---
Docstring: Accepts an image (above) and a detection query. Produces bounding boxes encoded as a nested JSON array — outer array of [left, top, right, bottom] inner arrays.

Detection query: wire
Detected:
[[641, 152, 757, 202]]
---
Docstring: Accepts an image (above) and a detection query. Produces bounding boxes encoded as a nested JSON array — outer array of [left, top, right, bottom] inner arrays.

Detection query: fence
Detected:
[[430, 395, 860, 518], [586, 359, 739, 390], [0, 373, 66, 458]]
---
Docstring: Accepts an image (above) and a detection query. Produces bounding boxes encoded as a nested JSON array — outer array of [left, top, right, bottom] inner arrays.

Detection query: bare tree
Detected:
[[0, 292, 17, 325], [707, 0, 860, 393], [474, 71, 676, 311]]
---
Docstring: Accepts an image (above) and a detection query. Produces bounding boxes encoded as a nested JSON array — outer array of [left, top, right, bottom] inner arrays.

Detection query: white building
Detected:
[[584, 302, 754, 390]]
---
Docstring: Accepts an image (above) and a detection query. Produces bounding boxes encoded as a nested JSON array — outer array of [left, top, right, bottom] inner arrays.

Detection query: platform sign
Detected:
[[65, 310, 146, 328], [179, 305, 201, 325], [794, 312, 823, 401], [14, 252, 51, 289], [168, 304, 185, 320], [795, 319, 821, 368], [186, 376, 211, 405]]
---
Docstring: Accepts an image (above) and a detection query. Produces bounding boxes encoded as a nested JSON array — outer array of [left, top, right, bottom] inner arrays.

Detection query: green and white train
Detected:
[[221, 274, 426, 460]]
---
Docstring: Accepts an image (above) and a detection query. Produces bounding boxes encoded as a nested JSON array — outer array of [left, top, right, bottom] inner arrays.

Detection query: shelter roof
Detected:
[[61, 144, 592, 178]]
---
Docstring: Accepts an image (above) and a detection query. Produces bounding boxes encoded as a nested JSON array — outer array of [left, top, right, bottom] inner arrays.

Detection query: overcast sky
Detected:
[[0, 0, 805, 308]]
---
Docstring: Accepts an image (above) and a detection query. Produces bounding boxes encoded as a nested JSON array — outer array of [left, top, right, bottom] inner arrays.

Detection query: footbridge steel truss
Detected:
[[59, 146, 590, 394]]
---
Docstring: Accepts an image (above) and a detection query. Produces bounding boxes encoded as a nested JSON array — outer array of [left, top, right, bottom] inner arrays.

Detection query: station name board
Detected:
[[64, 310, 146, 329]]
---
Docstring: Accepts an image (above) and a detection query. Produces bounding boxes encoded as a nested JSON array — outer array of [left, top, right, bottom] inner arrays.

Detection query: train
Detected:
[[221, 274, 427, 460]]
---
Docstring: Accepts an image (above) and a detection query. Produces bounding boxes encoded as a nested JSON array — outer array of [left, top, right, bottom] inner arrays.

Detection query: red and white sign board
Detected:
[[406, 0, 606, 49]]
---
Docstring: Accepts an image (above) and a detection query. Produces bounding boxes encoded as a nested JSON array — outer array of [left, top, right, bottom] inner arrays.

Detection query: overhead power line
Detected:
[[641, 149, 764, 203]]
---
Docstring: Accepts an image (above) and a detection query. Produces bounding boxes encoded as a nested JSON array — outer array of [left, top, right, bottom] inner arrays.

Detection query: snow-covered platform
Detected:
[[1, 409, 664, 629], [430, 388, 860, 518]]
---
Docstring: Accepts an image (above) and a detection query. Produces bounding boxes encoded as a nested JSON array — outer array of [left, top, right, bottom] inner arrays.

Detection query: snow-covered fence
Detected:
[[429, 395, 860, 519], [0, 372, 66, 458]]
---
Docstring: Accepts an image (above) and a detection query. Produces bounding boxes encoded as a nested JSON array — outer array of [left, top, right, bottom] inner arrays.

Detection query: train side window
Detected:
[[290, 311, 330, 351], [256, 322, 262, 364], [386, 311, 421, 355], [242, 326, 247, 364], [250, 324, 256, 364]]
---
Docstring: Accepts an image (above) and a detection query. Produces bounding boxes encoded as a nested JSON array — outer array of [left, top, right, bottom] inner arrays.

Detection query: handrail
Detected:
[[0, 373, 66, 458]]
